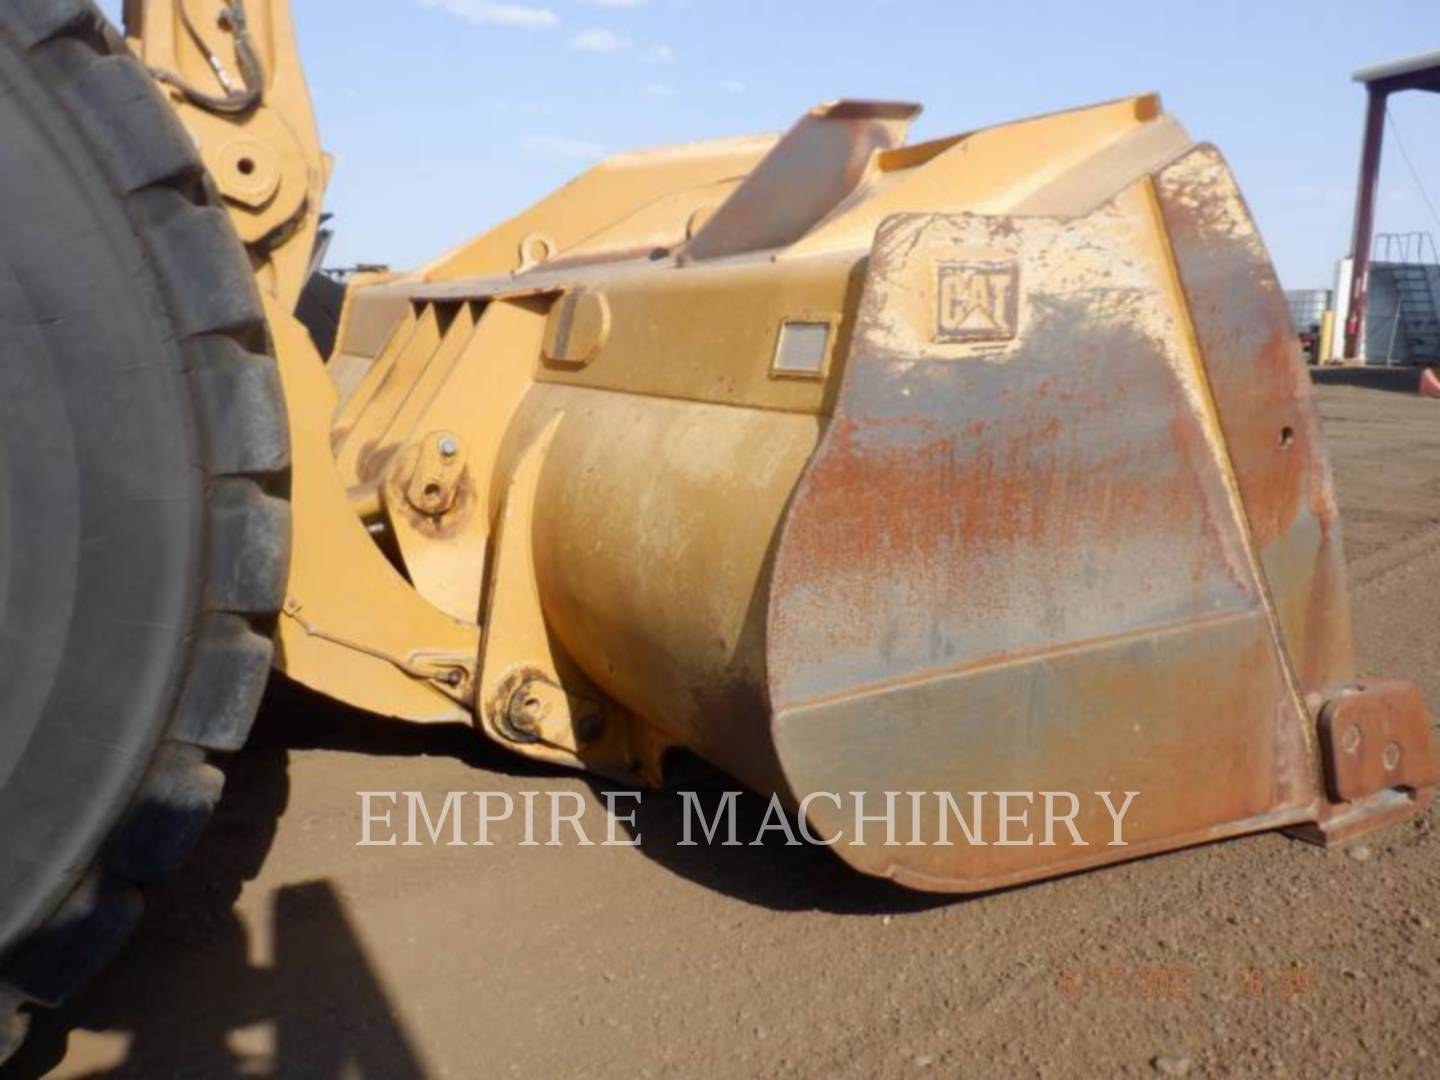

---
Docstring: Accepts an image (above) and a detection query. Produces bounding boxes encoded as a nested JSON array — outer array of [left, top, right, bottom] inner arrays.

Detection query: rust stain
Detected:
[[1154, 145, 1353, 698], [763, 169, 1360, 891], [1317, 681, 1437, 803], [769, 206, 1265, 705]]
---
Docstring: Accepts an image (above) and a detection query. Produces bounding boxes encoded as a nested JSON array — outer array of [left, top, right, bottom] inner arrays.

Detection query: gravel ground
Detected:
[[10, 374, 1440, 1079]]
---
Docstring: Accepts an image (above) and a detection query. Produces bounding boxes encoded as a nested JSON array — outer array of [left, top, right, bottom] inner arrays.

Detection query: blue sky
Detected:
[[98, 1, 1438, 289]]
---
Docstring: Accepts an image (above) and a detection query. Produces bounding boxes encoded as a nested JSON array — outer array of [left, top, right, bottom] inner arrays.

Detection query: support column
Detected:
[[1344, 88, 1388, 360]]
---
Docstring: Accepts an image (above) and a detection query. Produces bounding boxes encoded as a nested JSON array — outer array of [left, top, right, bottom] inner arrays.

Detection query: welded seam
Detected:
[[778, 606, 1263, 716], [1141, 174, 1321, 776]]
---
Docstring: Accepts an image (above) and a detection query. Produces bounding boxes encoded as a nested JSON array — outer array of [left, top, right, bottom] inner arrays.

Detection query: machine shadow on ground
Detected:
[[602, 772, 962, 917], [242, 681, 964, 919], [7, 682, 431, 1080], [266, 682, 963, 917], [6, 679, 961, 1077]]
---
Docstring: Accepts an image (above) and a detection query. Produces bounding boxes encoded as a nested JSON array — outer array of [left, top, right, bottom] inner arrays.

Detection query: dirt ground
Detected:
[[9, 373, 1440, 1079]]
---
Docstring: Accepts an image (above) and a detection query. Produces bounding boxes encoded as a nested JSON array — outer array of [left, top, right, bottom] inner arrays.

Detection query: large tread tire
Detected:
[[0, 0, 288, 1052]]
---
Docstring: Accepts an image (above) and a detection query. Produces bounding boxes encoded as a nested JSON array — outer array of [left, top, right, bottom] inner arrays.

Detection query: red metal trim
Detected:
[[1344, 89, 1388, 359]]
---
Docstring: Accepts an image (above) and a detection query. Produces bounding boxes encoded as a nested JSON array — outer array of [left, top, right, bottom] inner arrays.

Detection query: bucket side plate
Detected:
[[766, 147, 1331, 891]]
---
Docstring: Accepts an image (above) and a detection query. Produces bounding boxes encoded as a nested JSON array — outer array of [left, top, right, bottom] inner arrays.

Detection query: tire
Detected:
[[0, 0, 288, 1054]]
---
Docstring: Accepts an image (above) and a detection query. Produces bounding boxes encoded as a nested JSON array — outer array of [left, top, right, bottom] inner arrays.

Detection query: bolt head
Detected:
[[1341, 724, 1362, 754], [1382, 742, 1403, 772], [438, 436, 458, 458]]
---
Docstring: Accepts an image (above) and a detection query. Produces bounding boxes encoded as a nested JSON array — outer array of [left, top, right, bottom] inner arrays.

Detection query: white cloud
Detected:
[[578, 0, 649, 7], [643, 82, 674, 96], [418, 0, 560, 29], [569, 27, 631, 51], [522, 134, 606, 159], [721, 79, 747, 94], [643, 43, 676, 63]]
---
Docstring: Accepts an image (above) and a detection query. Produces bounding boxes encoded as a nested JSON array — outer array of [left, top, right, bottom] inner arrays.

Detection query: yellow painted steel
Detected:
[[127, 4, 1205, 774], [264, 296, 480, 721], [124, 0, 328, 311], [311, 92, 1193, 779], [124, 1, 484, 721], [419, 136, 776, 281], [110, 1, 1435, 890], [473, 414, 645, 779]]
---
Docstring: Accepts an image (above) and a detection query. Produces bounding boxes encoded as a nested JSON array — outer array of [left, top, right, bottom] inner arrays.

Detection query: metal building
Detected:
[[1336, 51, 1440, 363]]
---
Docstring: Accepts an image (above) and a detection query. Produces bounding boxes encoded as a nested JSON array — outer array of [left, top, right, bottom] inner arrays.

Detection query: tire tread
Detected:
[[0, 0, 290, 1035]]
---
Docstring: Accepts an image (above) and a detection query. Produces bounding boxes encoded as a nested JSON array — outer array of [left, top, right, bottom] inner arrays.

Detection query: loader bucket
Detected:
[[764, 148, 1432, 889], [19, 4, 1434, 1060], [297, 97, 1436, 893]]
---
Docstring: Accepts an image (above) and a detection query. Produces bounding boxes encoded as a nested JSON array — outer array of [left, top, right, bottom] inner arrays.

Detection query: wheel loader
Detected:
[[1, 0, 1436, 1058]]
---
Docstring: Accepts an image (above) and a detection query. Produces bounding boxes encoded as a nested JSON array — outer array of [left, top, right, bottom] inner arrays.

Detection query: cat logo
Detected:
[[935, 260, 1019, 344]]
